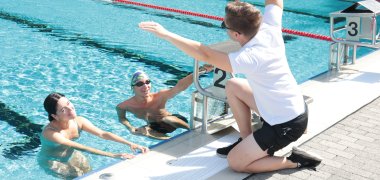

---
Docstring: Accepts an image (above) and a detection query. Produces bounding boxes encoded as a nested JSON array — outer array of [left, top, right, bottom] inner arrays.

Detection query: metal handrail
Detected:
[[192, 40, 240, 102], [190, 41, 240, 133], [192, 60, 229, 102]]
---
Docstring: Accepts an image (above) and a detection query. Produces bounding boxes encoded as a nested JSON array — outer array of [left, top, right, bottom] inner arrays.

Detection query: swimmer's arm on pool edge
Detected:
[[77, 116, 149, 154]]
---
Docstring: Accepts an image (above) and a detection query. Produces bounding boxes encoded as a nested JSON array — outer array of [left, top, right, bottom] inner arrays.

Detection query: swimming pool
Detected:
[[0, 0, 372, 179]]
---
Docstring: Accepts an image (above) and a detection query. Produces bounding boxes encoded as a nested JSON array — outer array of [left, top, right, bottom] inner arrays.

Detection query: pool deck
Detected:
[[80, 49, 380, 180]]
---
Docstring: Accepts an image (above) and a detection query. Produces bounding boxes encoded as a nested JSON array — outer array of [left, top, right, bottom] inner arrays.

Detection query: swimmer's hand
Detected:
[[129, 143, 149, 154], [132, 126, 171, 140], [129, 127, 138, 134], [199, 64, 214, 74], [114, 153, 135, 159], [139, 21, 170, 39]]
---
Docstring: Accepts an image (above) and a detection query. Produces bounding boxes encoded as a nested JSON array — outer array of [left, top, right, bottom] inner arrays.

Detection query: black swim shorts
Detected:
[[149, 114, 188, 134], [253, 105, 308, 156]]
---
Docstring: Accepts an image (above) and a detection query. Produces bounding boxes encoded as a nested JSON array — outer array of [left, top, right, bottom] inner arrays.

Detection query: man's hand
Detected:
[[134, 126, 170, 140], [129, 127, 138, 134], [139, 21, 170, 39]]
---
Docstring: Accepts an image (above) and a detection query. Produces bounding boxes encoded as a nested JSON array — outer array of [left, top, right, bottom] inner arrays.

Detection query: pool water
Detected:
[[0, 0, 373, 179]]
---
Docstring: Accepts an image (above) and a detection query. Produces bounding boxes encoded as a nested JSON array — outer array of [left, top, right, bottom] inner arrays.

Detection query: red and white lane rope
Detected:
[[114, 0, 333, 42]]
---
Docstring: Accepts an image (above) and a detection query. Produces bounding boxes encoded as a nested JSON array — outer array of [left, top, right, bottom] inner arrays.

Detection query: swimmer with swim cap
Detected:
[[117, 65, 213, 139]]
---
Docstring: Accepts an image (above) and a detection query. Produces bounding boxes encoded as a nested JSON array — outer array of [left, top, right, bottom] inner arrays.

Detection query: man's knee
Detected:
[[227, 155, 245, 172]]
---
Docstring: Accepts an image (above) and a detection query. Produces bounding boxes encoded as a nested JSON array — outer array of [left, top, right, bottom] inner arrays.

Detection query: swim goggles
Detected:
[[133, 80, 151, 87]]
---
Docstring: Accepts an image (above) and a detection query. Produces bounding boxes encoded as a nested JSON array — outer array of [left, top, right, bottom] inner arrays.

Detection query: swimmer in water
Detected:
[[38, 92, 148, 179], [116, 65, 213, 139]]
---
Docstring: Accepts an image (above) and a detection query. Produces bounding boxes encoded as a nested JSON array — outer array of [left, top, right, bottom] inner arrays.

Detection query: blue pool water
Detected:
[[0, 0, 373, 179]]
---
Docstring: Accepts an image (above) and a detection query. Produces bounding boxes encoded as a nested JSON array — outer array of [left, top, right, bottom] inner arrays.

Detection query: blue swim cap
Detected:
[[131, 71, 149, 86]]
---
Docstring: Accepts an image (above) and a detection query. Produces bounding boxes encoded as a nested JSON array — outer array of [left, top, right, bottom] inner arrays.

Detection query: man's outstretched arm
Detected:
[[139, 22, 232, 72]]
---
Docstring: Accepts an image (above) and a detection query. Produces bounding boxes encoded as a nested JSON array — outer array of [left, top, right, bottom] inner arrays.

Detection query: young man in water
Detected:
[[117, 66, 212, 139]]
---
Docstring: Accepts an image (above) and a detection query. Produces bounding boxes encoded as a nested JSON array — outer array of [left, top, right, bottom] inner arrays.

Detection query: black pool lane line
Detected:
[[0, 10, 190, 86], [0, 101, 43, 159]]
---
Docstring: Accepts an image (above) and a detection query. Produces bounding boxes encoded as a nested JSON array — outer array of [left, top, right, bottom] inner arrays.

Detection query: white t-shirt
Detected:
[[228, 4, 305, 125]]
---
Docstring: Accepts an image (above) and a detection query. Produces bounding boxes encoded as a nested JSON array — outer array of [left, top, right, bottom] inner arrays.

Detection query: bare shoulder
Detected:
[[42, 124, 54, 137], [42, 124, 63, 141], [74, 116, 87, 127], [117, 98, 134, 109]]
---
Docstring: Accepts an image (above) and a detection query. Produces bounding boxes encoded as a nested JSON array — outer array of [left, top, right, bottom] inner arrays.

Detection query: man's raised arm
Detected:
[[265, 0, 283, 9]]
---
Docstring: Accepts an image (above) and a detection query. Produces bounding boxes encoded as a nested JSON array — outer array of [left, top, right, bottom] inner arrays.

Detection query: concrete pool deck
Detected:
[[80, 49, 380, 180]]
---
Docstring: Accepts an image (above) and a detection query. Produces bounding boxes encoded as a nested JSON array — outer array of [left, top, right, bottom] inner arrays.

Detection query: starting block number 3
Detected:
[[346, 17, 361, 41]]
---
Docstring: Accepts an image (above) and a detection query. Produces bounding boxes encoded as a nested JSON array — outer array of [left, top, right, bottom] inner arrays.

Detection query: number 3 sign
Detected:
[[346, 17, 361, 41]]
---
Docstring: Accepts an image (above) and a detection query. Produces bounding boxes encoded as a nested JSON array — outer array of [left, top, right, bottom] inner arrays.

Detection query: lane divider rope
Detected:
[[114, 0, 333, 42]]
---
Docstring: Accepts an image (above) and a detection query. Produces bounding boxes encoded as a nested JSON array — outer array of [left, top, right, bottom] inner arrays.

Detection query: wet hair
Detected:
[[43, 92, 65, 122], [225, 1, 262, 38]]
